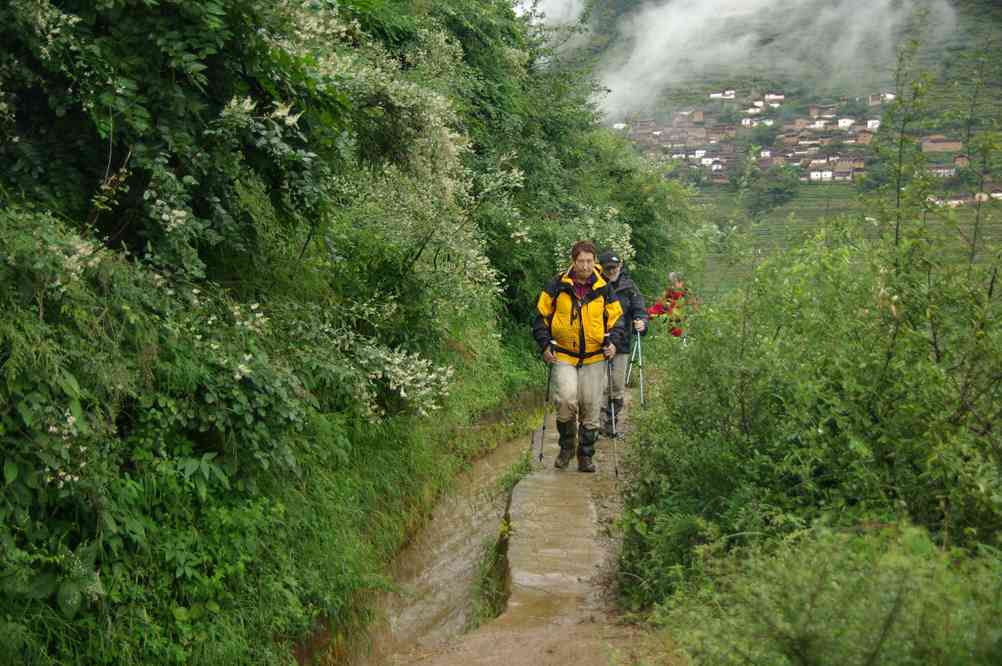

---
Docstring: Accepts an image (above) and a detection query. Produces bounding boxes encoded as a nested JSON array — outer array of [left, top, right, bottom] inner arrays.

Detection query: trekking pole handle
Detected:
[[603, 333, 616, 358]]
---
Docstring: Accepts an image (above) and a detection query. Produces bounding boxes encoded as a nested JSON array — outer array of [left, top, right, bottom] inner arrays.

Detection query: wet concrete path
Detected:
[[370, 410, 651, 666]]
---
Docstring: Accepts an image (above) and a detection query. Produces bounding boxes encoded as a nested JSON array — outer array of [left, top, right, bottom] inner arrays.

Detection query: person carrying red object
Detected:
[[648, 272, 696, 337]]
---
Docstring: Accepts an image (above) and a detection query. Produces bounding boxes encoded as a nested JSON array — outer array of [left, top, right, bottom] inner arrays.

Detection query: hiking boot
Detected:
[[554, 420, 577, 469], [577, 427, 598, 473]]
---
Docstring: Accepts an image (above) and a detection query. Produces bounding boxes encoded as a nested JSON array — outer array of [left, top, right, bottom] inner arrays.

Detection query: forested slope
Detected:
[[0, 1, 695, 663]]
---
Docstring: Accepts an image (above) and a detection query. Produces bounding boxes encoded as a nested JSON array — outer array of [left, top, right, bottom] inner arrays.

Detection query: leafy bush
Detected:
[[0, 0, 694, 662], [0, 202, 482, 662], [659, 528, 1002, 666], [622, 213, 1002, 607]]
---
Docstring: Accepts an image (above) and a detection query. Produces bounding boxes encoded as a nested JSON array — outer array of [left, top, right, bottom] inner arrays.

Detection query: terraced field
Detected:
[[692, 183, 1002, 300]]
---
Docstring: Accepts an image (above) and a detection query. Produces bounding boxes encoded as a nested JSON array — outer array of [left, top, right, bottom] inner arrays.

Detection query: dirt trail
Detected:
[[374, 407, 670, 666]]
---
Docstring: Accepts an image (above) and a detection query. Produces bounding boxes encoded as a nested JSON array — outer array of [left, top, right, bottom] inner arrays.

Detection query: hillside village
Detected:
[[614, 89, 989, 204]]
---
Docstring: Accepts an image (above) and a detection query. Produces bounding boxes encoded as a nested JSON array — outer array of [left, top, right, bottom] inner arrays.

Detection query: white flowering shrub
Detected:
[[549, 205, 636, 270], [355, 342, 455, 417], [265, 298, 457, 419], [0, 0, 699, 662]]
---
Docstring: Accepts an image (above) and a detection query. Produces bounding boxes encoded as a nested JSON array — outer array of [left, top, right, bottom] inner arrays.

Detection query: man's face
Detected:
[[604, 264, 621, 282], [572, 251, 595, 280]]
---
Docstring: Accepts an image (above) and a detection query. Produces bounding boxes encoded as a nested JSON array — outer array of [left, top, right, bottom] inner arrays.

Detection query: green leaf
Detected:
[[210, 464, 230, 489], [182, 458, 199, 481], [3, 461, 17, 485], [69, 399, 84, 425], [100, 511, 119, 535], [15, 402, 33, 427], [27, 572, 58, 600], [58, 372, 81, 399], [123, 516, 147, 544], [57, 580, 83, 619]]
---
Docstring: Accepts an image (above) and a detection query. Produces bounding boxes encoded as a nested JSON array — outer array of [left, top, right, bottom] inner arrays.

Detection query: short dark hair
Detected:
[[571, 240, 597, 260]]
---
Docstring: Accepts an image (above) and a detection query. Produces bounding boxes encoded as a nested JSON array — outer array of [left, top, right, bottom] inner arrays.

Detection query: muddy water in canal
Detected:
[[350, 432, 531, 665]]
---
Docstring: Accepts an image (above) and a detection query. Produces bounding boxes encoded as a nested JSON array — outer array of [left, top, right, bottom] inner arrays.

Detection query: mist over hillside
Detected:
[[530, 0, 959, 119], [522, 0, 586, 23]]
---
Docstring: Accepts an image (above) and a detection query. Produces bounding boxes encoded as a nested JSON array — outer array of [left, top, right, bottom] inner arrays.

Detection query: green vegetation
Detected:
[[0, 1, 696, 663], [468, 520, 512, 632], [496, 450, 533, 496], [619, 45, 1002, 664], [693, 183, 866, 297], [659, 528, 1002, 665]]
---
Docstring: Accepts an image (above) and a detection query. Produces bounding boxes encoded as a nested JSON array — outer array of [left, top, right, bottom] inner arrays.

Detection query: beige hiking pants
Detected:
[[552, 361, 607, 430], [605, 352, 629, 403]]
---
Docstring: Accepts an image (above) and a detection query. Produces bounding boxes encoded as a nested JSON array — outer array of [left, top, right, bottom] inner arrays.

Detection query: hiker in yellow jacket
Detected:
[[532, 240, 626, 472]]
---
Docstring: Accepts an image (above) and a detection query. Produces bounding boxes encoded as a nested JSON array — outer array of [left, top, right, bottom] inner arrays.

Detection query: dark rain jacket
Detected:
[[606, 269, 648, 337], [532, 267, 627, 367]]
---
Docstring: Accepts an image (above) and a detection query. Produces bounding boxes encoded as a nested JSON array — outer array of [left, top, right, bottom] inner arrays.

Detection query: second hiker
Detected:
[[533, 241, 626, 473], [599, 251, 648, 437]]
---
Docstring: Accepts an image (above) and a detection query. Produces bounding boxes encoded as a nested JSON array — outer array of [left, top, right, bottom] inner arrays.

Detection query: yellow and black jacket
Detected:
[[532, 267, 627, 366]]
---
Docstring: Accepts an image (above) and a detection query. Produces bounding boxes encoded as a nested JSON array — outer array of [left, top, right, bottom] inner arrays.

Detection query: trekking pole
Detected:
[[604, 334, 619, 478], [625, 332, 639, 386], [636, 330, 646, 407], [534, 341, 555, 463]]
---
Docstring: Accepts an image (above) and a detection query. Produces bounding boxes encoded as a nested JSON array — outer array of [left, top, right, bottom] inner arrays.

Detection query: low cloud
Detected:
[[599, 0, 957, 119], [516, 0, 586, 24]]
